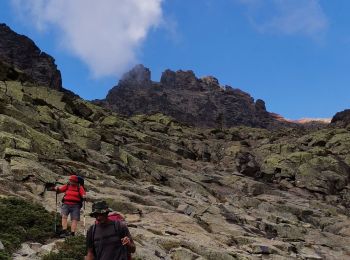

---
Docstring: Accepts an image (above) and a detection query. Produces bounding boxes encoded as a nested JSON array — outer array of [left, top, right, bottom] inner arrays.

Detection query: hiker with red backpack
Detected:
[[54, 174, 86, 237], [86, 201, 136, 260]]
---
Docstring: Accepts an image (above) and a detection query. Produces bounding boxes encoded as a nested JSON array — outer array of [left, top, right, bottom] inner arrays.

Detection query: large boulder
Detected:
[[296, 156, 350, 194]]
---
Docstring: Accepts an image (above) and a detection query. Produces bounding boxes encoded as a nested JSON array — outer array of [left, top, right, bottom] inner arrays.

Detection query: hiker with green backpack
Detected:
[[54, 174, 86, 238]]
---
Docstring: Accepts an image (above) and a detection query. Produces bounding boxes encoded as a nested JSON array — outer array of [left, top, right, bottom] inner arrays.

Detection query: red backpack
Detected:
[[94, 212, 125, 223]]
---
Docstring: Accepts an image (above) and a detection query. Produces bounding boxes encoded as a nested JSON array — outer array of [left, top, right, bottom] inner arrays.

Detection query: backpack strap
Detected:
[[91, 224, 98, 257], [113, 220, 119, 234], [76, 183, 83, 208]]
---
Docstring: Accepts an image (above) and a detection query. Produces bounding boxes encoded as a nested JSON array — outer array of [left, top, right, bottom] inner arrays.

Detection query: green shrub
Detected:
[[0, 197, 57, 256], [0, 250, 11, 260], [42, 235, 86, 260]]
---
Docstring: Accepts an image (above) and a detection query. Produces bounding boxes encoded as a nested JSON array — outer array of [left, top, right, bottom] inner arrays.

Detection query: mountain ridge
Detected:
[[95, 64, 297, 129]]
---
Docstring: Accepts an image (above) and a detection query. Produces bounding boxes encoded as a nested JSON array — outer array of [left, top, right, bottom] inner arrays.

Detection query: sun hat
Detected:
[[90, 201, 113, 217]]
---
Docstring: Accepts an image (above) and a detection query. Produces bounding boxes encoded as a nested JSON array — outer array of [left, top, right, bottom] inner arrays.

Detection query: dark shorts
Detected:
[[61, 204, 81, 221]]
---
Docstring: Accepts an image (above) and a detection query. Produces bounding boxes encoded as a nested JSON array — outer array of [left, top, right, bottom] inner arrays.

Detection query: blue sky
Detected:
[[0, 0, 349, 120]]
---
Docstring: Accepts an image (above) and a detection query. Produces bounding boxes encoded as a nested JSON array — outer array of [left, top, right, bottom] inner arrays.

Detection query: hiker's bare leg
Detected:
[[86, 248, 95, 260], [71, 219, 78, 232], [62, 215, 68, 230]]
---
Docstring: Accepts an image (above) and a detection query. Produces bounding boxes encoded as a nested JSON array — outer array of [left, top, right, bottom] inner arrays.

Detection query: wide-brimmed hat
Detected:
[[90, 201, 112, 217]]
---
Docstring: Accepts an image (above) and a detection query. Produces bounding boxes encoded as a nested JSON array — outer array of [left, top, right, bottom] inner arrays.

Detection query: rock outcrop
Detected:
[[331, 109, 350, 126], [96, 64, 293, 129], [0, 23, 62, 90]]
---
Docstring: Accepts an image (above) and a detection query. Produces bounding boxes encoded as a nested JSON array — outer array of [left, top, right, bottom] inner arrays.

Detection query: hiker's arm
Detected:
[[55, 184, 67, 193], [121, 224, 136, 253], [80, 186, 86, 199], [128, 237, 136, 253], [85, 227, 94, 259], [121, 236, 135, 253], [85, 248, 94, 260]]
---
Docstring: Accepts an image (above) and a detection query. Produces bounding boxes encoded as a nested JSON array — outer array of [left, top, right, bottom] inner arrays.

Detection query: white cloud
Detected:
[[237, 0, 328, 38], [11, 0, 163, 78]]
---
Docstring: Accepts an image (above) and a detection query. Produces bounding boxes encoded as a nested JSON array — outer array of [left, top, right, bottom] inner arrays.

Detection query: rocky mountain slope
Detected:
[[1, 68, 350, 259], [95, 64, 295, 129], [1, 24, 350, 259]]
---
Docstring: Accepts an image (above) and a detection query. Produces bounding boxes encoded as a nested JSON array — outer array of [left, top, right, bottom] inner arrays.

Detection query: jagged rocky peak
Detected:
[[101, 64, 292, 128], [119, 64, 152, 88], [0, 23, 62, 90], [161, 69, 200, 90], [160, 69, 220, 91], [120, 65, 219, 92]]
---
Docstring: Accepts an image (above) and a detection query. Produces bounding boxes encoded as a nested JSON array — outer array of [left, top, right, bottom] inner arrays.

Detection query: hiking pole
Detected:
[[54, 190, 58, 234], [83, 200, 86, 236], [39, 182, 53, 197], [40, 182, 60, 197], [39, 185, 47, 197]]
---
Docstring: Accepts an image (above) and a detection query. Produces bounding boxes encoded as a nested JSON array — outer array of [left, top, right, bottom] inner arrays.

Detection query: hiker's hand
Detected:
[[121, 236, 130, 245]]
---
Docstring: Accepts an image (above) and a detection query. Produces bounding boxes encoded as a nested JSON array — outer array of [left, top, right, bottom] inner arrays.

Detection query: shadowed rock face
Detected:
[[0, 23, 62, 90], [98, 65, 292, 129], [332, 109, 350, 126]]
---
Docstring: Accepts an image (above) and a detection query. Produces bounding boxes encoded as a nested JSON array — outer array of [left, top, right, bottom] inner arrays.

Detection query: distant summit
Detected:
[[0, 23, 62, 89], [95, 64, 294, 128]]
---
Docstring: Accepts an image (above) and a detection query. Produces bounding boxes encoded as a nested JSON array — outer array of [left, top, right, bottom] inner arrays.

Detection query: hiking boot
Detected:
[[59, 230, 70, 238]]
